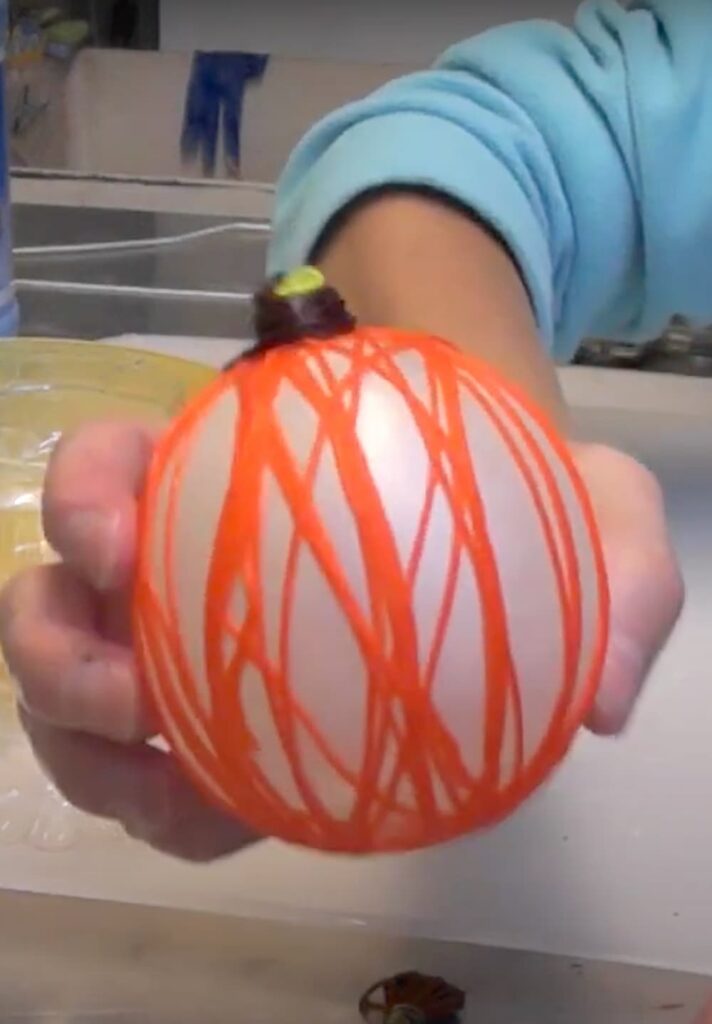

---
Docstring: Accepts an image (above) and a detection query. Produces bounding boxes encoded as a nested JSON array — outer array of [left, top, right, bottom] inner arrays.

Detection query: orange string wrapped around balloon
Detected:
[[133, 268, 609, 854]]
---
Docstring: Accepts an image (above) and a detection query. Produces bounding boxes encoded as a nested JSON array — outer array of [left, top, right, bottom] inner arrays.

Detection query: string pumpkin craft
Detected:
[[133, 267, 609, 855]]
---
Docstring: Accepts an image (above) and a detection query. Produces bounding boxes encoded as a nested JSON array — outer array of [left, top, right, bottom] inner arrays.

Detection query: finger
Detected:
[[43, 420, 157, 592], [0, 563, 154, 743], [577, 446, 684, 735], [588, 530, 683, 735], [693, 999, 712, 1024], [22, 710, 257, 863]]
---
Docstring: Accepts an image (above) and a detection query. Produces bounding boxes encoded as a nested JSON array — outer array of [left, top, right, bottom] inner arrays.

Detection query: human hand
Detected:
[[573, 443, 684, 734], [0, 425, 683, 861], [0, 421, 256, 861], [696, 999, 712, 1023]]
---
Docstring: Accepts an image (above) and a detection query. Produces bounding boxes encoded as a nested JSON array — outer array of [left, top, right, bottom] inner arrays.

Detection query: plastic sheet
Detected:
[[0, 337, 214, 848]]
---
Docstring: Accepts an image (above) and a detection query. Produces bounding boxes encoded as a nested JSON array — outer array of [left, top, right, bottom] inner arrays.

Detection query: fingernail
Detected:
[[591, 687, 633, 736], [592, 633, 648, 735], [75, 658, 144, 743], [109, 781, 171, 841], [62, 510, 122, 591], [106, 800, 150, 839]]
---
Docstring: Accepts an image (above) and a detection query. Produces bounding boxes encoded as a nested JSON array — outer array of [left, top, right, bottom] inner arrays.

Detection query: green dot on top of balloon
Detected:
[[273, 266, 326, 300]]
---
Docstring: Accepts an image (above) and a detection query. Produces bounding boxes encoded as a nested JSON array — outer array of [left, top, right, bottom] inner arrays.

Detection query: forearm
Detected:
[[316, 192, 568, 429]]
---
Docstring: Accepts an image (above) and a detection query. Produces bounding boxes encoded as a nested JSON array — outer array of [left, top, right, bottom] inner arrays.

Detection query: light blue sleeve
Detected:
[[267, 0, 712, 361]]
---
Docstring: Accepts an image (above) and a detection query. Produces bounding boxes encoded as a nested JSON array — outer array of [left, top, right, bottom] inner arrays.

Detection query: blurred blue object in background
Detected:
[[0, 0, 20, 337], [181, 51, 268, 178]]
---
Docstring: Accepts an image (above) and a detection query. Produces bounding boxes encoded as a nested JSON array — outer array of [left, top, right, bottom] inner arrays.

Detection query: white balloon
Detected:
[[136, 339, 606, 852]]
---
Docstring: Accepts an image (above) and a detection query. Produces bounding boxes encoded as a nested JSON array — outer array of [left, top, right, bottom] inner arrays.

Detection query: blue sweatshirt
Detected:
[[268, 0, 711, 362]]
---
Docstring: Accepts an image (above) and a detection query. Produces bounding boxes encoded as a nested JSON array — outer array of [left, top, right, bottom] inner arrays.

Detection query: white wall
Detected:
[[160, 0, 578, 63], [12, 49, 417, 181]]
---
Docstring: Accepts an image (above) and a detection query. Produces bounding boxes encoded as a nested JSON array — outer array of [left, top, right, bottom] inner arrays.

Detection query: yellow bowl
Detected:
[[0, 338, 216, 727]]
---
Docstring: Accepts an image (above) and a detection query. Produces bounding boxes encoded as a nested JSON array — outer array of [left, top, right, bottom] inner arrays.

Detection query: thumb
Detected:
[[572, 445, 684, 735]]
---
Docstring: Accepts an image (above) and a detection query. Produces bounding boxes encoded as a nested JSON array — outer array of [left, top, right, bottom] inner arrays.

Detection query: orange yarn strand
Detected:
[[134, 317, 608, 853]]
